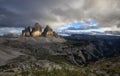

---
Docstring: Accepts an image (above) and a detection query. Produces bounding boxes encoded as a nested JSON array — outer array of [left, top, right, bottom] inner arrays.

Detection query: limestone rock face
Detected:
[[22, 24, 58, 37], [42, 25, 55, 37], [22, 26, 31, 37], [31, 23, 42, 37]]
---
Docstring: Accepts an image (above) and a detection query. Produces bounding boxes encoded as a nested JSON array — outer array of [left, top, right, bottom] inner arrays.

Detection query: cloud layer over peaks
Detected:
[[0, 0, 120, 29]]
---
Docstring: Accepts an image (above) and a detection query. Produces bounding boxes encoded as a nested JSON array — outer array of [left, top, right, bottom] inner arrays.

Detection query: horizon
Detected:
[[0, 0, 120, 35]]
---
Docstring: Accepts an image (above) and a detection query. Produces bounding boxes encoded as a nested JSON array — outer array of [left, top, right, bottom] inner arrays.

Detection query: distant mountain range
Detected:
[[57, 30, 120, 36], [63, 34, 120, 65]]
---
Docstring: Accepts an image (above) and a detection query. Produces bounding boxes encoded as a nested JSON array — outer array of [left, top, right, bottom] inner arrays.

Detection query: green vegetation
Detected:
[[20, 65, 84, 76], [19, 56, 120, 76], [37, 55, 70, 64], [0, 56, 120, 76], [62, 40, 89, 47]]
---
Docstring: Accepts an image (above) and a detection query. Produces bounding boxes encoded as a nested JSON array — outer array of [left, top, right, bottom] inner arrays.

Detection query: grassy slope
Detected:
[[0, 55, 120, 76], [21, 56, 120, 76]]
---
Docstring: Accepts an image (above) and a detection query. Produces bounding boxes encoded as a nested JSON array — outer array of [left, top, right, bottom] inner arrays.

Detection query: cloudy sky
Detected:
[[0, 0, 120, 35]]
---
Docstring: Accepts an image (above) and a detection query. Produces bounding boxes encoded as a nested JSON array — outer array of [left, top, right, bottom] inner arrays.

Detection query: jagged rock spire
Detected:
[[42, 25, 54, 37], [22, 26, 31, 37], [31, 23, 42, 37], [32, 23, 42, 32], [22, 24, 58, 37]]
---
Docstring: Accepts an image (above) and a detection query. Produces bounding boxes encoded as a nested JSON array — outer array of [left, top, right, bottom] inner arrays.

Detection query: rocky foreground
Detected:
[[0, 37, 65, 65], [0, 35, 120, 76]]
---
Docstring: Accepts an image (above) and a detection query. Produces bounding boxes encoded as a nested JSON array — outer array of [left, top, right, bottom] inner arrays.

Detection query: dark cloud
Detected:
[[0, 0, 120, 30]]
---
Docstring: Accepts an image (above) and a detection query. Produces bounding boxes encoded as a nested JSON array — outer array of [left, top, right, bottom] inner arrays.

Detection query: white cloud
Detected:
[[0, 27, 23, 35], [0, 0, 120, 36]]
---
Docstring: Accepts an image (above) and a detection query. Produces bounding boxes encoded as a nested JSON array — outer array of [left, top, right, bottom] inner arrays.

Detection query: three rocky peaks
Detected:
[[22, 23, 58, 37]]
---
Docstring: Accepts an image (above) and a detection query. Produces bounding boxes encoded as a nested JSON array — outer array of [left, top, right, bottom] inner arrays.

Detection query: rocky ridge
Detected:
[[22, 26, 31, 37], [22, 23, 58, 37], [31, 23, 42, 37], [0, 34, 120, 76], [63, 34, 120, 65]]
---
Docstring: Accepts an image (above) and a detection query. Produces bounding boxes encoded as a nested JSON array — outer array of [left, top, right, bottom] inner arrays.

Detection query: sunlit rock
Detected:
[[42, 25, 58, 37], [31, 23, 42, 37], [22, 26, 31, 37]]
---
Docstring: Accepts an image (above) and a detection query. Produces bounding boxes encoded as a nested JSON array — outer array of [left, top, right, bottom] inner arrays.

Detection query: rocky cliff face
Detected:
[[22, 26, 31, 37], [42, 25, 54, 37], [62, 34, 120, 65], [42, 25, 58, 37], [31, 23, 42, 37], [22, 24, 58, 37]]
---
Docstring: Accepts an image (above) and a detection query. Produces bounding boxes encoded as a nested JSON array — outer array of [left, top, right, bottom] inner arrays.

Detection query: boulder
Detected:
[[31, 23, 42, 37], [22, 26, 31, 37]]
